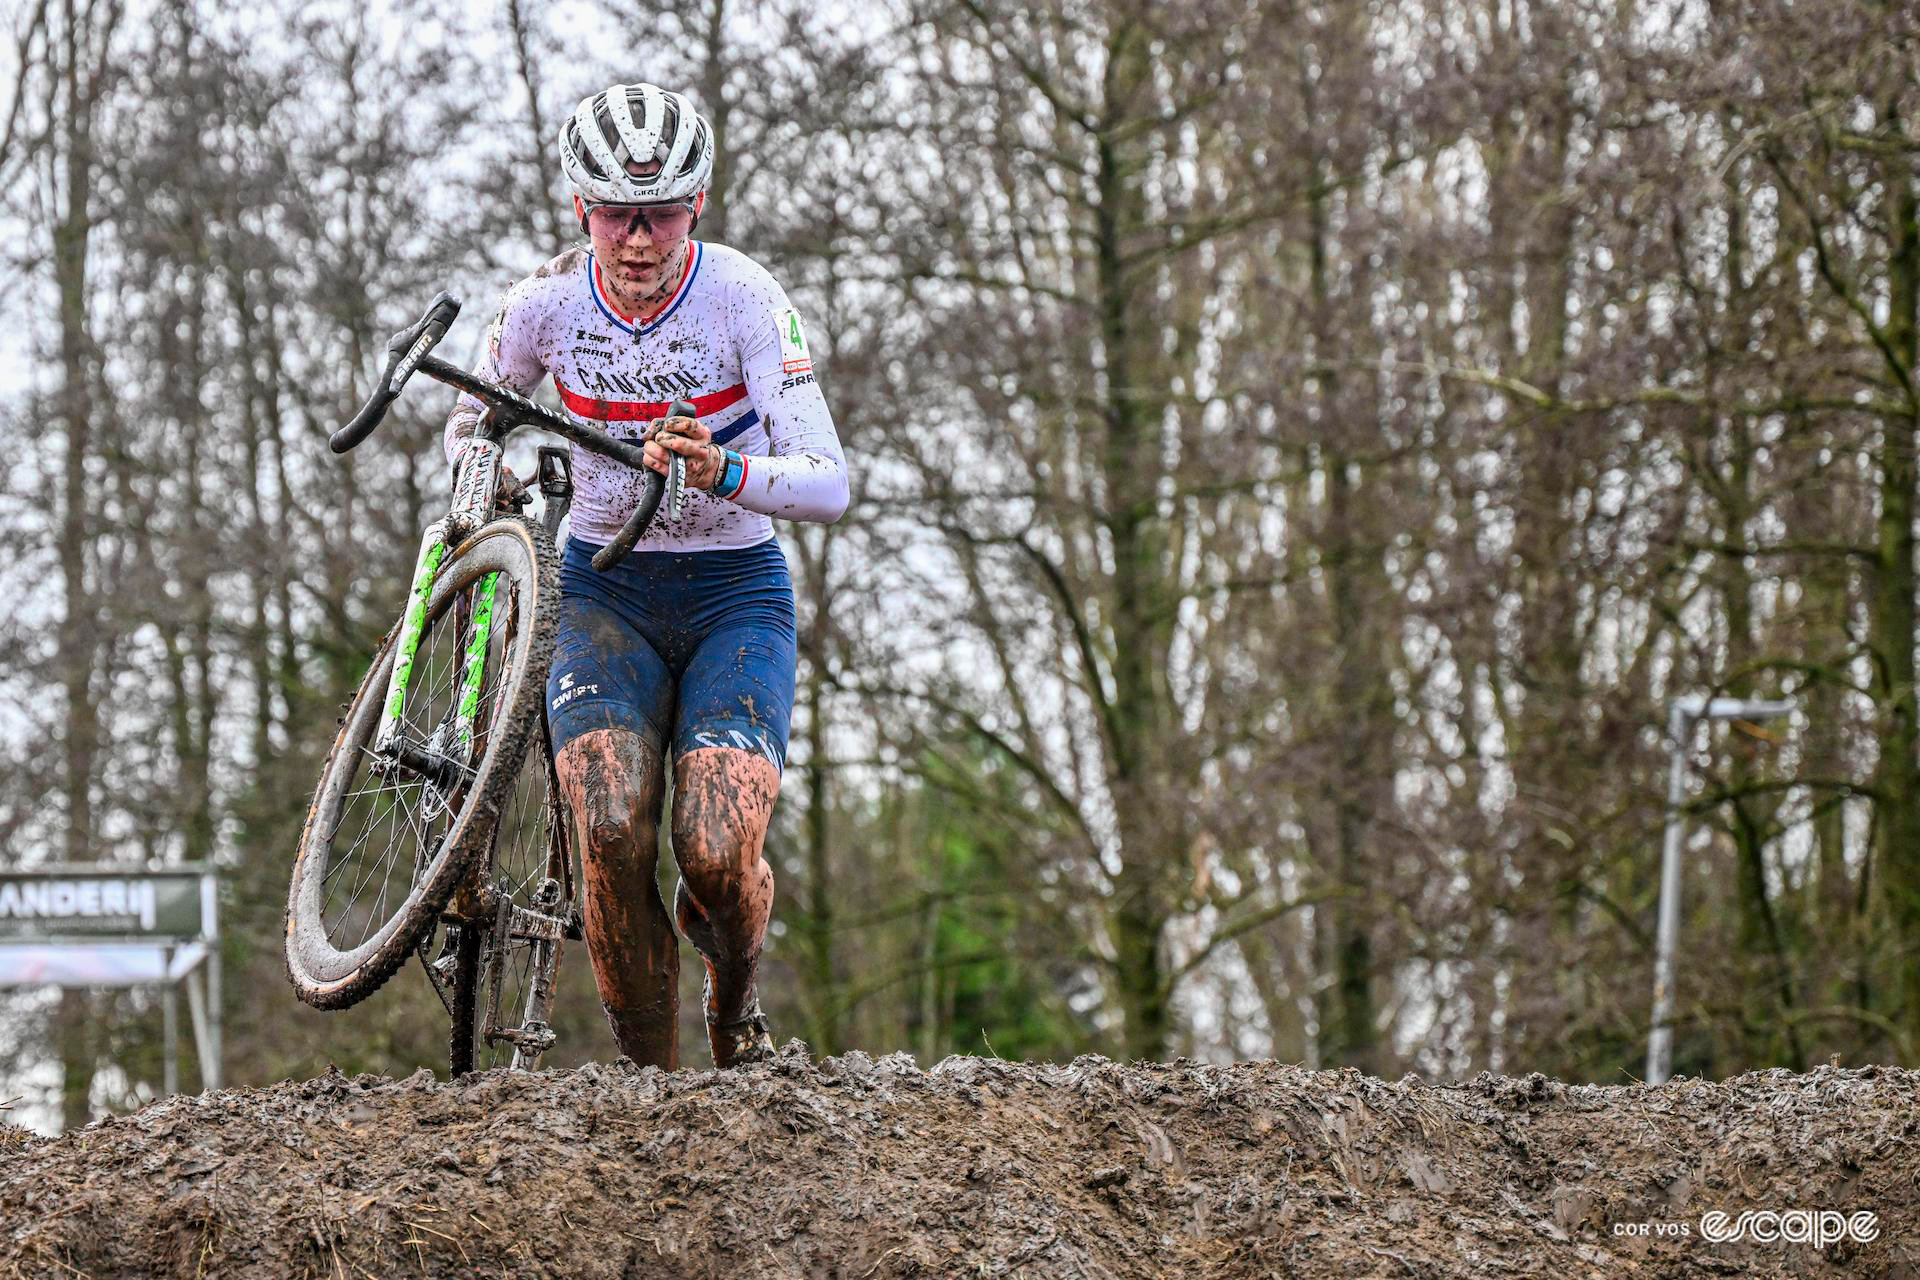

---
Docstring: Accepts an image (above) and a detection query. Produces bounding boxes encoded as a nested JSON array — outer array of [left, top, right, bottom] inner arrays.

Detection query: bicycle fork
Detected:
[[371, 522, 502, 770], [373, 440, 506, 773]]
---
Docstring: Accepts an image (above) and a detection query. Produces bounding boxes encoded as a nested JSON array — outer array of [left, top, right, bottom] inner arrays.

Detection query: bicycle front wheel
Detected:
[[285, 517, 560, 1010]]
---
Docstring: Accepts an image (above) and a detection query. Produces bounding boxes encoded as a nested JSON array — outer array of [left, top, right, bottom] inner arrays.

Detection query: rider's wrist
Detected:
[[712, 448, 747, 499]]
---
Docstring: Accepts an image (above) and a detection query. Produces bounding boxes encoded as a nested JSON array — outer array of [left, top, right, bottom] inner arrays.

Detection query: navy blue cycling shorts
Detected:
[[545, 535, 796, 770]]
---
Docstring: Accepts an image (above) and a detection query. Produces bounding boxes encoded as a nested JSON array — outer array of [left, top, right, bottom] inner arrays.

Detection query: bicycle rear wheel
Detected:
[[448, 719, 578, 1075], [285, 517, 559, 1009]]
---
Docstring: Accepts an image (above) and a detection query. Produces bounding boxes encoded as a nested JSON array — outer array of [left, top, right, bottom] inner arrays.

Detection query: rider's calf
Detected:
[[556, 727, 678, 1067], [671, 746, 779, 1016]]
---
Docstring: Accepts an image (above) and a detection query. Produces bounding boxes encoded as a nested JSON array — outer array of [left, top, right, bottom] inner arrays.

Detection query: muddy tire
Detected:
[[285, 518, 560, 1010]]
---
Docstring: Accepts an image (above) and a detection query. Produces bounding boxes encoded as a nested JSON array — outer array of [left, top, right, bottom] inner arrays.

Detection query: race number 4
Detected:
[[775, 307, 812, 374]]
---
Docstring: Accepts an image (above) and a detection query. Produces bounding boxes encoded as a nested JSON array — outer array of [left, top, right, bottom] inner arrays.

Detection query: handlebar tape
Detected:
[[330, 384, 400, 454], [590, 399, 697, 571]]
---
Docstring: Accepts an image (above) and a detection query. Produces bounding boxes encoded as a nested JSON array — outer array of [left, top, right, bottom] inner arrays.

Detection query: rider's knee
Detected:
[[653, 750, 774, 919], [578, 797, 651, 859], [557, 729, 662, 852], [671, 827, 736, 899]]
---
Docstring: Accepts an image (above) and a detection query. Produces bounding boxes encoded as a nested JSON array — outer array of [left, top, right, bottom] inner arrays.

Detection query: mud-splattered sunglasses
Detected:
[[580, 198, 698, 242]]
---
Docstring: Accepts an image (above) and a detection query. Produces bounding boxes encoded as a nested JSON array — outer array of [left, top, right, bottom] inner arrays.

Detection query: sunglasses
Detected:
[[582, 199, 697, 242]]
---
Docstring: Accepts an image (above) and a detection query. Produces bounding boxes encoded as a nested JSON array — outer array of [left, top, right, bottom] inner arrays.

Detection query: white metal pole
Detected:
[[1645, 694, 1795, 1084], [207, 946, 222, 1091], [1647, 703, 1694, 1084], [184, 966, 212, 1090], [161, 950, 179, 1097], [202, 870, 221, 1091]]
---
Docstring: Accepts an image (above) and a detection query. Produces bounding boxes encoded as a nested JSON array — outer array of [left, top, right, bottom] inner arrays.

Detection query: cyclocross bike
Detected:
[[283, 292, 693, 1075]]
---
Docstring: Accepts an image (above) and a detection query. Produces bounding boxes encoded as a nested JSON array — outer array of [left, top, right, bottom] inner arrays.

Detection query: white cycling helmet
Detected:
[[559, 82, 714, 206]]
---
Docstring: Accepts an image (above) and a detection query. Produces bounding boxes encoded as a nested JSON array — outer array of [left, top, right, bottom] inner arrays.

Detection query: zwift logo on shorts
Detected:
[[550, 670, 601, 712]]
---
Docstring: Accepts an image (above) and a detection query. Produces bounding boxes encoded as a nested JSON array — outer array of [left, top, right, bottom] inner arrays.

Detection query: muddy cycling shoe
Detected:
[[677, 882, 774, 1067], [710, 1007, 775, 1068], [705, 977, 775, 1068]]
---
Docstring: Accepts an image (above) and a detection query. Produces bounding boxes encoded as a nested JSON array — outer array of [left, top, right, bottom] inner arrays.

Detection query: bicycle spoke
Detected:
[[336, 808, 403, 938], [466, 726, 571, 1071], [327, 789, 395, 908], [323, 632, 474, 950]]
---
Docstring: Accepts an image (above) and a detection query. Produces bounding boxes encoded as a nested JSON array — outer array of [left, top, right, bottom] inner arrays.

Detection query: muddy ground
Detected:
[[2, 1047, 1916, 1278]]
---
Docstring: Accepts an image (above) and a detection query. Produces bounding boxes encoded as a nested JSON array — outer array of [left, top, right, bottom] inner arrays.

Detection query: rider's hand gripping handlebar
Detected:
[[331, 291, 462, 454], [589, 399, 695, 571]]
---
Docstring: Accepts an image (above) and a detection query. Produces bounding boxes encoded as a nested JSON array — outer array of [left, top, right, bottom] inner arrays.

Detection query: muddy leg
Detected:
[[671, 747, 780, 1056], [555, 728, 677, 1068]]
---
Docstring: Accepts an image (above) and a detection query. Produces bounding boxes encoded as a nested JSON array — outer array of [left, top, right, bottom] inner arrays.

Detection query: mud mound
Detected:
[[2, 1048, 1913, 1278]]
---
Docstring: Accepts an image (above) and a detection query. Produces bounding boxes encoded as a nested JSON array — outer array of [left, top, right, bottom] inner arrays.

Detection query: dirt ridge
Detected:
[[3, 1048, 1914, 1277]]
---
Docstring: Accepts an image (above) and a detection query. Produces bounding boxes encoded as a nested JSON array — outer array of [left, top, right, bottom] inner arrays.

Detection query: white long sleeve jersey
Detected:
[[443, 241, 848, 550]]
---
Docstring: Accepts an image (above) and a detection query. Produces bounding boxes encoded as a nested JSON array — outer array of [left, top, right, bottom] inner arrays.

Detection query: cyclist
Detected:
[[443, 82, 847, 1069]]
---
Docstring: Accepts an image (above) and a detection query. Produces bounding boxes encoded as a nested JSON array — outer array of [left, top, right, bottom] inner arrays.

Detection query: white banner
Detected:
[[0, 943, 194, 987]]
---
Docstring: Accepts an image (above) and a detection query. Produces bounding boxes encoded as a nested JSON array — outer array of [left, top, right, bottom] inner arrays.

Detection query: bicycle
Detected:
[[283, 292, 694, 1075]]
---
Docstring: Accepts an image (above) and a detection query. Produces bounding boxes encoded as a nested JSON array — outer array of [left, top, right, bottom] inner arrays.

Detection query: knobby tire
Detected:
[[284, 517, 560, 1010]]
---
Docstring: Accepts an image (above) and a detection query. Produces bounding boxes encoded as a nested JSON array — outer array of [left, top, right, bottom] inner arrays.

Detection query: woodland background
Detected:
[[5, 0, 1920, 1132]]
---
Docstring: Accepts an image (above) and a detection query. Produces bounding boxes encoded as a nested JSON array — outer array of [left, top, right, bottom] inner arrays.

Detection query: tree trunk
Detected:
[[1085, 17, 1181, 1061], [51, 0, 115, 1131], [1873, 171, 1920, 1057]]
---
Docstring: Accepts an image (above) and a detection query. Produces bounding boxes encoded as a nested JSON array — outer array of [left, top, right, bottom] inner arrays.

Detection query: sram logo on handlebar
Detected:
[[390, 326, 441, 393]]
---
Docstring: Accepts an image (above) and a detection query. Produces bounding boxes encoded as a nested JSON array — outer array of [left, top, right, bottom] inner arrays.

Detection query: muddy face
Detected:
[[555, 728, 678, 1068], [590, 233, 690, 318], [671, 746, 780, 1027]]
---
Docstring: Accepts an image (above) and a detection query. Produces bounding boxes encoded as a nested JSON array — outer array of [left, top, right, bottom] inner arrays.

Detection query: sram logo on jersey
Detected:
[[775, 307, 811, 374]]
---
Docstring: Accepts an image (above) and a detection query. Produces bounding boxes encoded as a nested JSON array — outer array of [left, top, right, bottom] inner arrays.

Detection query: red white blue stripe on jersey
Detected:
[[589, 243, 703, 335], [553, 378, 762, 447]]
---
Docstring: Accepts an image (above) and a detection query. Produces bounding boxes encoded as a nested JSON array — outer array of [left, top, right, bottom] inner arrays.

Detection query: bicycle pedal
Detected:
[[489, 1020, 557, 1054]]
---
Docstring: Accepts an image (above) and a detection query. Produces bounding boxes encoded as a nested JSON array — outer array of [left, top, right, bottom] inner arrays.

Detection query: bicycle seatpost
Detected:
[[536, 447, 573, 539]]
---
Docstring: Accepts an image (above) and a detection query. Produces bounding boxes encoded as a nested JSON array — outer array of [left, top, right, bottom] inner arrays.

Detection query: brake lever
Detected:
[[664, 453, 688, 521], [330, 291, 462, 454]]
